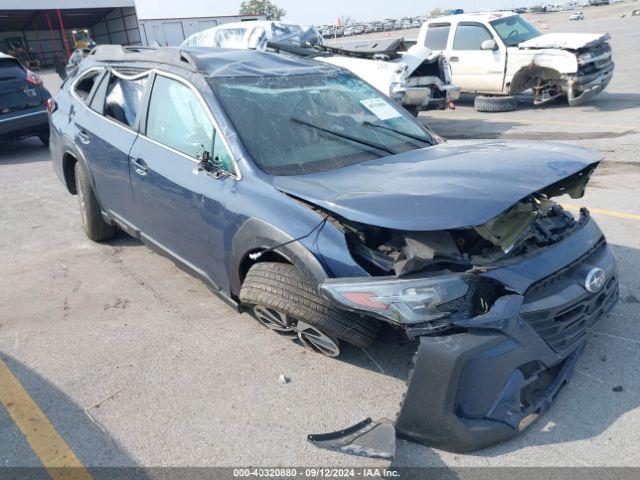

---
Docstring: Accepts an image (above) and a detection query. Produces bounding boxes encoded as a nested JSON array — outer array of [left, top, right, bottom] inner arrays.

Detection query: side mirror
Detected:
[[481, 39, 497, 50], [193, 146, 229, 179]]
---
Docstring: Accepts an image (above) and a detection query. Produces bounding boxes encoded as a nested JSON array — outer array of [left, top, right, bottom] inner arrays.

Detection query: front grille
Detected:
[[522, 275, 619, 352], [521, 239, 618, 352], [525, 237, 605, 302]]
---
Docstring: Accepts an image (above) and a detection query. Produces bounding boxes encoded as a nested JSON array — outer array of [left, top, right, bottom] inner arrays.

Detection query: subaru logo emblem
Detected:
[[585, 268, 606, 293]]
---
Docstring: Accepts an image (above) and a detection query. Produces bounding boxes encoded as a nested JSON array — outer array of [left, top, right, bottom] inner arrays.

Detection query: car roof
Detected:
[[88, 45, 338, 78], [0, 52, 15, 59], [427, 11, 518, 23]]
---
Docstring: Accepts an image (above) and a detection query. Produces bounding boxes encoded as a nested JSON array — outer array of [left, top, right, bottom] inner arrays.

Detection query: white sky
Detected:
[[134, 0, 537, 23]]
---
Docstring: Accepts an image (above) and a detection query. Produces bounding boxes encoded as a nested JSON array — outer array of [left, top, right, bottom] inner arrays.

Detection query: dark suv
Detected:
[[0, 53, 51, 145], [50, 46, 618, 454]]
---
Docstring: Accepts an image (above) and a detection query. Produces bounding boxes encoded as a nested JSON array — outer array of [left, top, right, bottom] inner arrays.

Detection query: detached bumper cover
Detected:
[[396, 297, 589, 453]]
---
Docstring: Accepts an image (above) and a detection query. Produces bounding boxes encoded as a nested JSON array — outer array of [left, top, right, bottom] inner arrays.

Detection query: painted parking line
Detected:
[[0, 358, 93, 480], [562, 204, 640, 221]]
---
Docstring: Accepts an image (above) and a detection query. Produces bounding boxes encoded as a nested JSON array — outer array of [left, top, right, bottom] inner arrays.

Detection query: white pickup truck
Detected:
[[417, 12, 614, 111]]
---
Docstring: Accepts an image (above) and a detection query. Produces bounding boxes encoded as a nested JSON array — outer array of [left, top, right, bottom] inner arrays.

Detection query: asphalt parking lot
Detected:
[[1, 2, 640, 473]]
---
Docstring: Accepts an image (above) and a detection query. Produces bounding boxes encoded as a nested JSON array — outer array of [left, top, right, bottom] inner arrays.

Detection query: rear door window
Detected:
[[425, 24, 450, 50], [104, 73, 148, 127], [453, 23, 494, 50]]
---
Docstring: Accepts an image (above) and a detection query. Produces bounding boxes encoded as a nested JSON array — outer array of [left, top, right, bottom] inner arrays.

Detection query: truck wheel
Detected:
[[74, 161, 116, 242], [474, 95, 518, 112], [404, 105, 420, 116], [239, 262, 379, 356]]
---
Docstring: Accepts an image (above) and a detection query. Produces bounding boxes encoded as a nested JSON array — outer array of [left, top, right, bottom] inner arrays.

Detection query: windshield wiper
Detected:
[[290, 117, 395, 155], [361, 120, 434, 145]]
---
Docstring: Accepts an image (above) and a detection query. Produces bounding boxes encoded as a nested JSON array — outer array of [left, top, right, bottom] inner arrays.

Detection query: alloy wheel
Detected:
[[252, 306, 340, 357]]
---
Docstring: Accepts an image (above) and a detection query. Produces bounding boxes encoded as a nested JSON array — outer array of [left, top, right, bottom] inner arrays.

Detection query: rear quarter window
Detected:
[[425, 24, 450, 50], [73, 70, 102, 102], [0, 58, 25, 80]]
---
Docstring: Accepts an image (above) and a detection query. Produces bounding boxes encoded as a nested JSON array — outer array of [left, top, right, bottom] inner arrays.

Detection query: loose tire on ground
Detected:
[[239, 262, 379, 350], [74, 161, 116, 242], [473, 95, 518, 112]]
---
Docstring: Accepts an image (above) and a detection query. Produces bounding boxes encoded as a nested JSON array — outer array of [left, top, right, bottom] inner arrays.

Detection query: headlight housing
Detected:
[[320, 274, 470, 325]]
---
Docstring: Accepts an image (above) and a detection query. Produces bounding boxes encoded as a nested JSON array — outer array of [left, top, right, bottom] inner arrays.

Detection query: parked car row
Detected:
[[320, 16, 425, 39]]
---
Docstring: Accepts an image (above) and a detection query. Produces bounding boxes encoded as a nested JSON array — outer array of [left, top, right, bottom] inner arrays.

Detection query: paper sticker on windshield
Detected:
[[360, 98, 402, 121]]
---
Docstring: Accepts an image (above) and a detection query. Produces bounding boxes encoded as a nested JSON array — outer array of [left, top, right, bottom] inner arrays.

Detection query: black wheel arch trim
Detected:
[[229, 217, 330, 298]]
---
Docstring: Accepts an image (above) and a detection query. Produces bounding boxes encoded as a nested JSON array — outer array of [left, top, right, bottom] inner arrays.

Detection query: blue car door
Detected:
[[74, 69, 150, 225], [128, 72, 239, 290]]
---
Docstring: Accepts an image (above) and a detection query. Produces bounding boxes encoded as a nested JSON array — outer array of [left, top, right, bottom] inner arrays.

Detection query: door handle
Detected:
[[449, 56, 459, 62], [132, 158, 149, 176], [78, 130, 91, 145]]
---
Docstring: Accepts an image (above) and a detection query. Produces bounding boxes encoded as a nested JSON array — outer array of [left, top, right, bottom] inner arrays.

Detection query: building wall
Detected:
[[0, 7, 141, 67], [91, 7, 142, 46], [138, 15, 265, 46]]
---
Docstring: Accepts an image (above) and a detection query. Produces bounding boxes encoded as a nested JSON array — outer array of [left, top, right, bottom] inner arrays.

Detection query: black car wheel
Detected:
[[240, 262, 379, 356], [38, 130, 50, 147], [74, 161, 117, 242]]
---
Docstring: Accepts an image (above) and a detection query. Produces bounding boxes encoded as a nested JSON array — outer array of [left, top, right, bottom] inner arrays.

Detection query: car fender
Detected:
[[506, 49, 578, 86], [229, 217, 330, 298]]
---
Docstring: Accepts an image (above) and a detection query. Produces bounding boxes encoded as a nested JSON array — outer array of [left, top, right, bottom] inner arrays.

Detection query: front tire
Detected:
[[240, 262, 379, 356], [474, 95, 518, 112], [74, 161, 116, 242]]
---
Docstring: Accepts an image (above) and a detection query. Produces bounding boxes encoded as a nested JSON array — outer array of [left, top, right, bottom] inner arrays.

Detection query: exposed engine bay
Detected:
[[342, 195, 584, 277]]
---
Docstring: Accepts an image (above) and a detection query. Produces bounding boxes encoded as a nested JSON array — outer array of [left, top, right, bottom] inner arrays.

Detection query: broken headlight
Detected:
[[320, 274, 470, 325]]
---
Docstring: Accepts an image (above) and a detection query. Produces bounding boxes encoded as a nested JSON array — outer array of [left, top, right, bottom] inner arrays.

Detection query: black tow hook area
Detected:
[[307, 418, 396, 459]]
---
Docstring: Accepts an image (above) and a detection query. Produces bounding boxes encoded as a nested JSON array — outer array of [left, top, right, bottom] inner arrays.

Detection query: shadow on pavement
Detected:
[[0, 138, 50, 165], [0, 353, 148, 479]]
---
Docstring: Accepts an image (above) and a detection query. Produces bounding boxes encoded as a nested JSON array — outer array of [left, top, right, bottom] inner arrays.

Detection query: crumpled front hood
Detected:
[[519, 33, 610, 50], [273, 141, 601, 231]]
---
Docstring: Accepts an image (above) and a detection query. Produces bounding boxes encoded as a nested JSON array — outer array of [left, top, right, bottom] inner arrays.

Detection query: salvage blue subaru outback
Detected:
[[49, 46, 618, 455]]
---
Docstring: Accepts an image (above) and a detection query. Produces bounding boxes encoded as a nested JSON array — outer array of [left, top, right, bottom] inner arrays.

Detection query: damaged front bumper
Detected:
[[566, 62, 614, 107], [312, 218, 619, 456]]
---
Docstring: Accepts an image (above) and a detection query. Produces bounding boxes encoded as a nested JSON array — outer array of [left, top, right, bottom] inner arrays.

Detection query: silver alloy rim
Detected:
[[253, 306, 293, 333], [295, 321, 341, 358], [252, 306, 340, 357]]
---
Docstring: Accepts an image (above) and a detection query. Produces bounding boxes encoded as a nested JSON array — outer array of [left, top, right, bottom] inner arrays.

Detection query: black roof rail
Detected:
[[88, 45, 202, 72]]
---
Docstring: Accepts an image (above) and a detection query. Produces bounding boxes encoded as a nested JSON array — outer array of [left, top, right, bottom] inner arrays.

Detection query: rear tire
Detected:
[[240, 262, 379, 353], [38, 130, 50, 147], [474, 95, 518, 112], [74, 161, 116, 242]]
